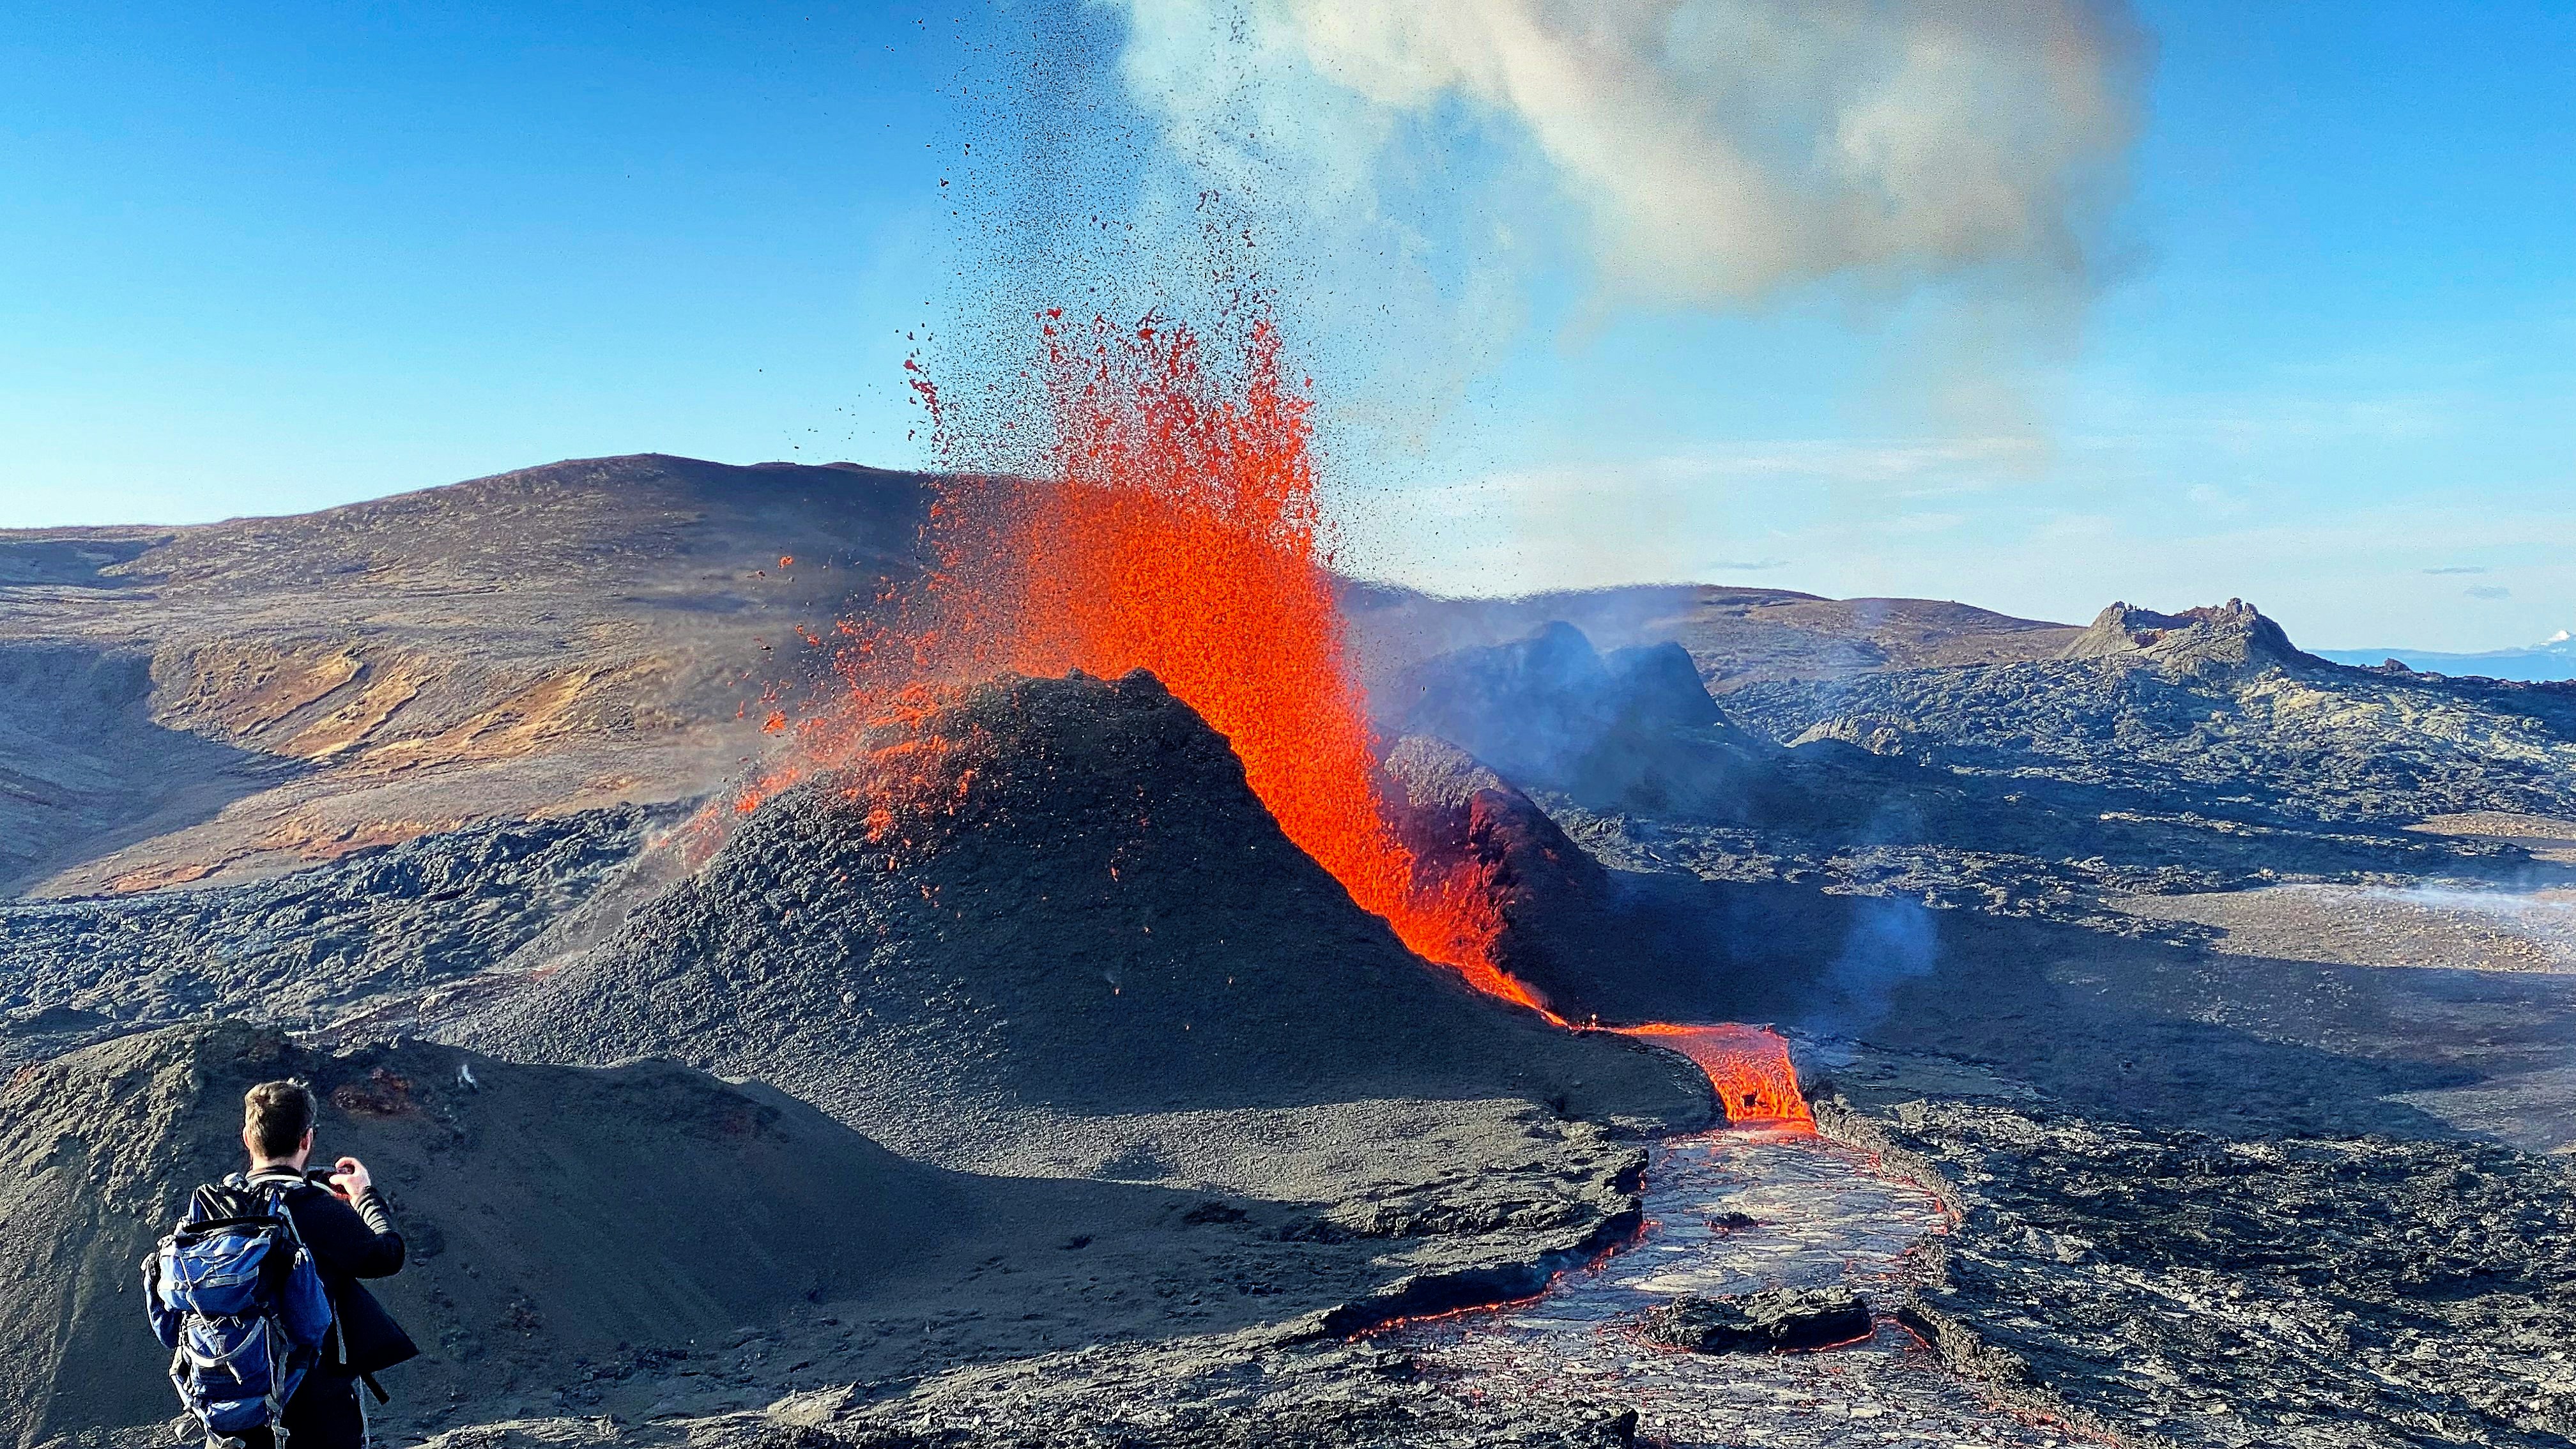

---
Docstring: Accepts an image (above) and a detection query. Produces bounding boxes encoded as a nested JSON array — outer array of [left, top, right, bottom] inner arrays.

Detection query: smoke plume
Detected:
[[1112, 0, 2148, 311]]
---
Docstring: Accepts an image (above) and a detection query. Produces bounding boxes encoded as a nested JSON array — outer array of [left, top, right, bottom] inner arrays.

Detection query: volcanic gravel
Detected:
[[0, 809, 646, 1065], [0, 1020, 980, 1444], [402, 1335, 1653, 1449], [458, 670, 1708, 1160]]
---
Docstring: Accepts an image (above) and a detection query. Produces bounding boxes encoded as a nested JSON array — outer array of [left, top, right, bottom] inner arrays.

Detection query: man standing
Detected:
[[187, 1080, 418, 1448]]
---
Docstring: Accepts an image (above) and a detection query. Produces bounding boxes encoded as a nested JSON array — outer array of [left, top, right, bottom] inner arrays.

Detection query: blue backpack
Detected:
[[145, 1178, 335, 1443]]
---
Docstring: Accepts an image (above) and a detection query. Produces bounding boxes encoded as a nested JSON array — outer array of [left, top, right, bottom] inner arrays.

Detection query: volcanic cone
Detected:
[[460, 670, 1707, 1157]]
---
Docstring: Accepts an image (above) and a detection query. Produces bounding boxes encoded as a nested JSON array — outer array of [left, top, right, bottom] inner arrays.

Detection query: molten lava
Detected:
[[996, 312, 1519, 1001], [776, 303, 1537, 1008], [1618, 1023, 1814, 1132]]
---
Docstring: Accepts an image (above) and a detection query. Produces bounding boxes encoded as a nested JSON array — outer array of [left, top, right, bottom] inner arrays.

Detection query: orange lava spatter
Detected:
[[997, 310, 1524, 1004], [1617, 1023, 1815, 1131], [761, 303, 1538, 1010]]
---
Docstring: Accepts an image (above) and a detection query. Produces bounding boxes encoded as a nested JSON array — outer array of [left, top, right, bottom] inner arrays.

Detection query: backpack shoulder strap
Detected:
[[262, 1181, 306, 1245], [183, 1173, 258, 1227]]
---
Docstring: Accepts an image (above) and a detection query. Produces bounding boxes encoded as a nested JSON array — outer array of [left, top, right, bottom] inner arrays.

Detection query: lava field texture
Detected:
[[8, 466, 2576, 1447]]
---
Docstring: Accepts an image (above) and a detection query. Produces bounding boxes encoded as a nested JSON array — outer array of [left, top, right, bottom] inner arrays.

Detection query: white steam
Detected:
[[1110, 0, 2148, 311]]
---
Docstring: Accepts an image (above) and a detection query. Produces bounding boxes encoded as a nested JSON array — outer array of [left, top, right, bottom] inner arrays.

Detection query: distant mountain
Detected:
[[1340, 581, 2083, 697], [2316, 631, 2576, 682], [0, 454, 930, 896]]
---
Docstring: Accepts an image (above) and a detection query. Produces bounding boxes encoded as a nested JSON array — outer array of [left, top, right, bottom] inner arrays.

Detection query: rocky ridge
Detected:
[[0, 456, 931, 894], [1723, 601, 2576, 825]]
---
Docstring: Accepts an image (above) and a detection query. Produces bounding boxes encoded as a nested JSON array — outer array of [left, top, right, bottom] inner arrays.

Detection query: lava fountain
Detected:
[[873, 305, 1534, 1008]]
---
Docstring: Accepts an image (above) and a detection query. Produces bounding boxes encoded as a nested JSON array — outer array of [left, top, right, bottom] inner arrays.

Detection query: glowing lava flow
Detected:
[[1618, 1023, 1815, 1132]]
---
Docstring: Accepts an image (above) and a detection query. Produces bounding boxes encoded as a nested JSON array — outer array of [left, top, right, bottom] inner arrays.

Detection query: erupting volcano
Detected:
[[1618, 1023, 1814, 1131], [999, 312, 1515, 997], [786, 305, 1533, 1006]]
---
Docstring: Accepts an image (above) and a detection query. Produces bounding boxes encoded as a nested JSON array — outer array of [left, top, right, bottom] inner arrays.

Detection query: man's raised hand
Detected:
[[329, 1156, 372, 1199]]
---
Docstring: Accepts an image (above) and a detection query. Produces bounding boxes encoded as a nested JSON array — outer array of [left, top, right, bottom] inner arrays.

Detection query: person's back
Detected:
[[166, 1080, 418, 1449]]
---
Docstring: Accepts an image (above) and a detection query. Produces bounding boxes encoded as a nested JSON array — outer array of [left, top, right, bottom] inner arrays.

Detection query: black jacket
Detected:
[[191, 1169, 419, 1380]]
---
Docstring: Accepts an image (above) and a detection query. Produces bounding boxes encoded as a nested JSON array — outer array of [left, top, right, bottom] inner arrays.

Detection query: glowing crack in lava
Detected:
[[888, 306, 1535, 1009], [1618, 1023, 1815, 1131]]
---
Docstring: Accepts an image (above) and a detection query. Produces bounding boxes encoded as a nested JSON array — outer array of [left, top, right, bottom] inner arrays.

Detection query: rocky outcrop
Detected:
[[2060, 598, 2321, 677], [1728, 601, 2576, 824], [1637, 1287, 1873, 1354]]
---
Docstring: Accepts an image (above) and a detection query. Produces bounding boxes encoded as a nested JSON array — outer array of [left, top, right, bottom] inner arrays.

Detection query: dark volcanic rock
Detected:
[[1845, 1097, 2576, 1447], [1378, 733, 1825, 1025], [2060, 598, 2322, 676], [0, 808, 646, 1062], [1637, 1287, 1873, 1354], [460, 671, 1708, 1152], [768, 1337, 1648, 1449], [441, 1335, 1647, 1449], [1726, 601, 2576, 825]]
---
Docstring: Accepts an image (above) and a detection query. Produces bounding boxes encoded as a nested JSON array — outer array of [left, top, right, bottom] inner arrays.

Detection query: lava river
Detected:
[[1378, 1134, 2095, 1446], [1372, 1028, 2098, 1446]]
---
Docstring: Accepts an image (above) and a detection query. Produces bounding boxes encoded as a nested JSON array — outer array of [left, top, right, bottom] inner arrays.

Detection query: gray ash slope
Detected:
[[0, 1020, 977, 1446], [12, 1019, 1655, 1449], [0, 809, 646, 1065], [460, 670, 1707, 1158]]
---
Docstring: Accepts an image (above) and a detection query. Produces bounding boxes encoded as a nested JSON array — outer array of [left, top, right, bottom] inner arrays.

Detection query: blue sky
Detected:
[[3, 2, 2568, 652]]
